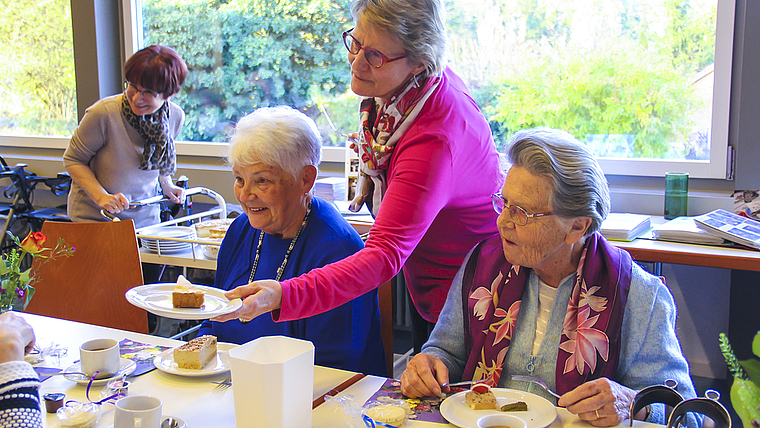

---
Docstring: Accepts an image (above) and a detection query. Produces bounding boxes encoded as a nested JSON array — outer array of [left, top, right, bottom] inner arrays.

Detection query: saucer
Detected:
[[63, 358, 137, 385], [163, 416, 187, 428], [109, 417, 186, 428]]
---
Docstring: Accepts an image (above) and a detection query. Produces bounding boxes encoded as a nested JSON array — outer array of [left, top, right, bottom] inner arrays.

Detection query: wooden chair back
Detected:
[[378, 280, 393, 377], [24, 220, 148, 333]]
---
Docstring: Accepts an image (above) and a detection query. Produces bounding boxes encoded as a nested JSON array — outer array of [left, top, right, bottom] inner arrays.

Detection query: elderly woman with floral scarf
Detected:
[[400, 128, 699, 428], [64, 45, 187, 228]]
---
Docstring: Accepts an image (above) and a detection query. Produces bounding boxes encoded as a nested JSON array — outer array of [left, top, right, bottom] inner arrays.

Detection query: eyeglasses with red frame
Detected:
[[342, 28, 407, 68]]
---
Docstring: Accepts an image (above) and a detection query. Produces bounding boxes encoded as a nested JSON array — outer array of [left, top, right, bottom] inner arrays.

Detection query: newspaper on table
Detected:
[[694, 209, 760, 249]]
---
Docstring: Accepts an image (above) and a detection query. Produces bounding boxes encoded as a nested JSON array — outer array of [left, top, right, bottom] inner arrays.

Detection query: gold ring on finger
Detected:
[[595, 409, 601, 419]]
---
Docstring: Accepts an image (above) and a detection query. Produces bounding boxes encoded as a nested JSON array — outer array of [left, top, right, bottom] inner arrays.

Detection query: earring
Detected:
[[412, 74, 420, 88], [304, 192, 309, 196]]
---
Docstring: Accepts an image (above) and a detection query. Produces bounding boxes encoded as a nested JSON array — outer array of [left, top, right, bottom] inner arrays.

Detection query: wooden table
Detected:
[[21, 313, 661, 428]]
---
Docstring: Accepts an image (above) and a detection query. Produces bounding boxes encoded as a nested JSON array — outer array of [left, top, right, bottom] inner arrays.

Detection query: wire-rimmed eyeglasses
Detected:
[[342, 28, 407, 68], [491, 193, 553, 226], [124, 81, 159, 100]]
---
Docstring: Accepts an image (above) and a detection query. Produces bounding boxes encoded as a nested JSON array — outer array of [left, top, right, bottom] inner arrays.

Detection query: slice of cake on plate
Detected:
[[172, 274, 205, 308], [465, 383, 498, 410], [174, 335, 217, 369]]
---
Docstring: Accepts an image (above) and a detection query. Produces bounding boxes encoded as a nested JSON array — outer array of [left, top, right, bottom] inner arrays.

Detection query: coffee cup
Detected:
[[114, 395, 163, 428], [80, 338, 120, 378]]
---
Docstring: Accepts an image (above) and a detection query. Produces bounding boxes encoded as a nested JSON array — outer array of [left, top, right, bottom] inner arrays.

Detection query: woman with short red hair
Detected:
[[64, 45, 188, 228]]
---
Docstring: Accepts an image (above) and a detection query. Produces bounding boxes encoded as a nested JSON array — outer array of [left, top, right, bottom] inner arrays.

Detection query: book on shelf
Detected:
[[694, 209, 760, 250], [600, 213, 651, 241], [651, 216, 726, 245]]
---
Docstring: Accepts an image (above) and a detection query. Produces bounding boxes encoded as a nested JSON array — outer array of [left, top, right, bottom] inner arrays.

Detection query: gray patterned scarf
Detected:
[[121, 93, 177, 176]]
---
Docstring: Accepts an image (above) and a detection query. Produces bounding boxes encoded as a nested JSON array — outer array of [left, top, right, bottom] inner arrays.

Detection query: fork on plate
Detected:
[[511, 374, 562, 400]]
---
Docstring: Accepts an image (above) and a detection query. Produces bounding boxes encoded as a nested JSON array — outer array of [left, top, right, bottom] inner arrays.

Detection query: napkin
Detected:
[[367, 378, 466, 424], [34, 367, 63, 382], [119, 339, 171, 377]]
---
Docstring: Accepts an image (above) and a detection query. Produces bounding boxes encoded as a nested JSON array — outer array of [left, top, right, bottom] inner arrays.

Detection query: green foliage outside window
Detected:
[[142, 0, 353, 143], [0, 0, 77, 136], [0, 0, 719, 162]]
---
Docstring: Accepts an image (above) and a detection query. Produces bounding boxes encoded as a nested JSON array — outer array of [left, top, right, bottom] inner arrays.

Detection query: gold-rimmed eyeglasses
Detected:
[[124, 81, 159, 100], [491, 193, 553, 226], [342, 28, 407, 68]]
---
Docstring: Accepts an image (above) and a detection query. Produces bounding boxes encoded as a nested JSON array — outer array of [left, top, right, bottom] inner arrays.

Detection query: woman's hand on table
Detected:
[[557, 377, 637, 426], [97, 193, 129, 213], [0, 312, 36, 363], [400, 353, 451, 398], [211, 280, 283, 322]]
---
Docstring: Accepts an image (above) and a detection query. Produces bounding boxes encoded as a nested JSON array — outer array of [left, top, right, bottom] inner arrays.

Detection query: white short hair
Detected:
[[228, 106, 322, 179]]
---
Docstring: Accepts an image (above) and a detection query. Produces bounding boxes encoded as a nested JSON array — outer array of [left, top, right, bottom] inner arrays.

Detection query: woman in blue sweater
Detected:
[[199, 106, 386, 376]]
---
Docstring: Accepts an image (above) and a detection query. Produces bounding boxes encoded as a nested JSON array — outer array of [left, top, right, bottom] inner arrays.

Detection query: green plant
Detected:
[[0, 231, 75, 312], [719, 332, 760, 427]]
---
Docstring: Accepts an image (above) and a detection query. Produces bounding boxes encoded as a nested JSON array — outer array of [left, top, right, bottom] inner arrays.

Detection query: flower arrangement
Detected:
[[719, 332, 760, 427], [0, 231, 75, 312]]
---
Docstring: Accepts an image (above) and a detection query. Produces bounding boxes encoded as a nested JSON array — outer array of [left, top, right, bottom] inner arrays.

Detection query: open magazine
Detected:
[[694, 209, 760, 250]]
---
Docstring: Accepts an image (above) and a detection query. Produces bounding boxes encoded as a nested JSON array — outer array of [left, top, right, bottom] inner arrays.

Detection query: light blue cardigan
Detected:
[[423, 248, 700, 427]]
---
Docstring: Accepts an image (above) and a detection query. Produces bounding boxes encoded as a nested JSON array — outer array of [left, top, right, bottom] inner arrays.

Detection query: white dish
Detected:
[[63, 358, 137, 385], [153, 342, 238, 377], [109, 416, 186, 428], [138, 226, 196, 254], [440, 388, 557, 428], [125, 283, 242, 320], [201, 243, 221, 260]]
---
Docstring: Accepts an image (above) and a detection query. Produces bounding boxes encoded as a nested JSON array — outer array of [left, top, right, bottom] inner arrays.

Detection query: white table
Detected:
[[20, 313, 661, 428]]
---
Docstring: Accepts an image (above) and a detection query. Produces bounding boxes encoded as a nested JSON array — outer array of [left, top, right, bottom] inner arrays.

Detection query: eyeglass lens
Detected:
[[492, 194, 529, 225], [124, 81, 157, 99], [343, 32, 386, 68]]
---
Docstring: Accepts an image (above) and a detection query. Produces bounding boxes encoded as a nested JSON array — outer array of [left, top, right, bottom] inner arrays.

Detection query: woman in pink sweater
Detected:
[[215, 0, 503, 351]]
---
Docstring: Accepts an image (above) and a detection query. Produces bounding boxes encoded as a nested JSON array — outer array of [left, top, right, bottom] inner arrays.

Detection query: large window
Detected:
[[130, 0, 733, 177], [0, 0, 77, 137]]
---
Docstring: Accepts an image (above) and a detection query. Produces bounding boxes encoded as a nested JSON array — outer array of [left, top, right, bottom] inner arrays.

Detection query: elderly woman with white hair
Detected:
[[400, 128, 700, 427], [198, 106, 386, 376]]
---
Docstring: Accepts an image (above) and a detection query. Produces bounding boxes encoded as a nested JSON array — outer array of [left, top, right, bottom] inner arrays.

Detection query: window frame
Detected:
[[596, 0, 736, 179]]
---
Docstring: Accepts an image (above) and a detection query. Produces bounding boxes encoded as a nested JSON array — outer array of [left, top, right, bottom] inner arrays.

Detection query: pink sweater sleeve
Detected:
[[276, 132, 453, 321]]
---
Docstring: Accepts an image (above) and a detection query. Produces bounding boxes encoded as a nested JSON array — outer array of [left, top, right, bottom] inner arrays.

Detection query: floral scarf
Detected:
[[461, 232, 631, 394], [121, 93, 177, 176], [349, 73, 441, 216]]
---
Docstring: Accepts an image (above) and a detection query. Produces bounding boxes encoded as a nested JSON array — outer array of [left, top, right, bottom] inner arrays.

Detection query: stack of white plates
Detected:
[[138, 226, 196, 254]]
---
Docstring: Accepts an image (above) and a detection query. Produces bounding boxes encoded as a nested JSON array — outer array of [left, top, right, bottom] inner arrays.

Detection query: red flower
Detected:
[[20, 232, 47, 254]]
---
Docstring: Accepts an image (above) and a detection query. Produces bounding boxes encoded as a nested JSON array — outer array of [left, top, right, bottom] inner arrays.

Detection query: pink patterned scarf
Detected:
[[349, 73, 441, 216], [461, 232, 631, 394]]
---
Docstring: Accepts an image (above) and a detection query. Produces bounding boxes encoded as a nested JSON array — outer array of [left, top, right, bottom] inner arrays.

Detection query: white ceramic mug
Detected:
[[114, 395, 163, 428], [79, 338, 120, 377]]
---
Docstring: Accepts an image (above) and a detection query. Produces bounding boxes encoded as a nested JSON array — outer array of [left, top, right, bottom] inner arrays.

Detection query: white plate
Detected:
[[201, 244, 220, 260], [138, 226, 196, 254], [153, 343, 238, 377], [125, 283, 242, 320], [63, 358, 137, 385], [440, 388, 557, 428], [109, 416, 186, 428]]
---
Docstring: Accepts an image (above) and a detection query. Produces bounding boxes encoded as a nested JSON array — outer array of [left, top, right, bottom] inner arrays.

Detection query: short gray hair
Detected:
[[351, 0, 447, 76], [228, 106, 322, 180], [506, 128, 610, 236]]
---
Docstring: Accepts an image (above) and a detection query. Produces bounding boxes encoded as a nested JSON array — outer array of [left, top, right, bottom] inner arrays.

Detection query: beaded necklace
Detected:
[[248, 201, 312, 283]]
